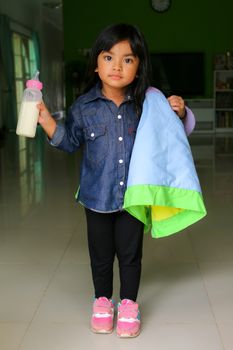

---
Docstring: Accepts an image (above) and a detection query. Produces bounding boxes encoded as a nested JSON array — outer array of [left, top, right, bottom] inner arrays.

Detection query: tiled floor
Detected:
[[0, 129, 233, 350]]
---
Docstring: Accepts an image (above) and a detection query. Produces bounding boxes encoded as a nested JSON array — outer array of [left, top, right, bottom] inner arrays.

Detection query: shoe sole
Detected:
[[91, 327, 113, 334], [117, 330, 140, 338]]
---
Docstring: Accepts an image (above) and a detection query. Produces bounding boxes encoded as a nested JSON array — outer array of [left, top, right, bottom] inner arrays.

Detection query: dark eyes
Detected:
[[103, 56, 133, 64], [104, 55, 112, 61], [124, 58, 133, 64]]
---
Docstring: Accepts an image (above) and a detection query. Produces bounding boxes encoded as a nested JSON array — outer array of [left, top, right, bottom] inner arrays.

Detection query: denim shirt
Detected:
[[50, 83, 139, 212]]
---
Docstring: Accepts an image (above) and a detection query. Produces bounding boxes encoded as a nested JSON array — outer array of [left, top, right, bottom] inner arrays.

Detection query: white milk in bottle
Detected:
[[16, 71, 43, 138]]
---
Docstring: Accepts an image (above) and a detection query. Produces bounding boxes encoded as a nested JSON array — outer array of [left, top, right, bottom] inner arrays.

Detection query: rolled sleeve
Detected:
[[183, 107, 196, 136], [49, 124, 66, 146]]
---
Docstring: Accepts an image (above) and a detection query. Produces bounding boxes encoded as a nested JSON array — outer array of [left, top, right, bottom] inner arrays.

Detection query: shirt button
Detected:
[[117, 115, 122, 119], [118, 136, 123, 141], [119, 159, 124, 164], [119, 181, 124, 186], [90, 132, 95, 138]]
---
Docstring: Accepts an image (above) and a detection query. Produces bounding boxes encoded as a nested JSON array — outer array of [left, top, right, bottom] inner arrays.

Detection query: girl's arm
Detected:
[[181, 106, 196, 136], [37, 102, 57, 139], [38, 101, 84, 153], [167, 95, 195, 136], [167, 95, 186, 119]]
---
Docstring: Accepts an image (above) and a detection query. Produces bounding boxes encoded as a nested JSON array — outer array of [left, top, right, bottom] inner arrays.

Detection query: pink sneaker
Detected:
[[116, 299, 141, 338], [91, 297, 114, 334]]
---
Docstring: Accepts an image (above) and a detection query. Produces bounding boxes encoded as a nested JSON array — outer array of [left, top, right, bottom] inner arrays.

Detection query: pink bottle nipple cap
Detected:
[[26, 79, 43, 90]]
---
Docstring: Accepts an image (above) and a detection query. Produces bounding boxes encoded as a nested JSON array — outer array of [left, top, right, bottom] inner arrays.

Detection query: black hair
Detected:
[[82, 23, 152, 116]]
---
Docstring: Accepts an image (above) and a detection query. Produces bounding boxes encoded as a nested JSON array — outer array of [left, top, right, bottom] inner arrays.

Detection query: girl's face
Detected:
[[95, 40, 139, 94]]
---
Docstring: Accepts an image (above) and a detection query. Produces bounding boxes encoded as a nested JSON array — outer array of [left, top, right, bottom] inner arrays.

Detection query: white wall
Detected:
[[0, 0, 64, 130]]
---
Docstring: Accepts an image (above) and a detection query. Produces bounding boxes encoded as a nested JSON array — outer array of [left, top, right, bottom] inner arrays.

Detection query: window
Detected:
[[11, 31, 42, 216], [12, 32, 37, 114]]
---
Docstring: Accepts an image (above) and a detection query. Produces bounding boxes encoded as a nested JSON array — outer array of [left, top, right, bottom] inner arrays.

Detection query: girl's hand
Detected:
[[37, 102, 57, 138], [167, 95, 186, 119], [37, 102, 53, 124]]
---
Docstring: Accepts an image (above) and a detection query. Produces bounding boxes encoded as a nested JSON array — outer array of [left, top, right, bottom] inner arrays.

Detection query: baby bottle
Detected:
[[16, 71, 43, 138]]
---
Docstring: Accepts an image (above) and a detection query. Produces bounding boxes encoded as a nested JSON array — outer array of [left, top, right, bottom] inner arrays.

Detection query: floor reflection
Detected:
[[17, 129, 44, 216], [190, 133, 233, 196], [0, 128, 45, 227], [0, 127, 79, 230]]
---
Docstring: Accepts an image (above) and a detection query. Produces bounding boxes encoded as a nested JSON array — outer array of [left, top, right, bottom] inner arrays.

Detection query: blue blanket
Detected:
[[123, 88, 207, 238]]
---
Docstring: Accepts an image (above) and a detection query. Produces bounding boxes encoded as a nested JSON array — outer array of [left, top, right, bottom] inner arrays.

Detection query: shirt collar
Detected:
[[82, 82, 134, 104]]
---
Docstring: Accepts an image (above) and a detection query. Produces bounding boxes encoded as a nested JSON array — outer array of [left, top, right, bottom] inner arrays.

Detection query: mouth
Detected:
[[109, 75, 122, 80]]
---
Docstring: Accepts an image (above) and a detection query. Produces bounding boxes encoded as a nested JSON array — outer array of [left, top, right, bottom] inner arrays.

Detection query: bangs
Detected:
[[95, 25, 143, 58]]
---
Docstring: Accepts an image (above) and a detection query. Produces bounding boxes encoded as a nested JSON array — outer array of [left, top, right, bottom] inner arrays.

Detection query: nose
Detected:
[[113, 59, 122, 71]]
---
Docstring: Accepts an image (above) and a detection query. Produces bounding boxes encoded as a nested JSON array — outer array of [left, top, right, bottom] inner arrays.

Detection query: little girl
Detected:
[[38, 23, 195, 338]]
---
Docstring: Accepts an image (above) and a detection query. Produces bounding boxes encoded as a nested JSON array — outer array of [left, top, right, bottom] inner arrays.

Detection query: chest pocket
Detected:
[[84, 125, 108, 165]]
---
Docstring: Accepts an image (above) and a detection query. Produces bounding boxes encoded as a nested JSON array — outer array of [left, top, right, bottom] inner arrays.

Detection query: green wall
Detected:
[[63, 0, 233, 103]]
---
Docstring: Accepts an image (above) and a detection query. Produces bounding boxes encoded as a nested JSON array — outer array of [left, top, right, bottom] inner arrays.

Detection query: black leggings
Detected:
[[85, 208, 144, 301]]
